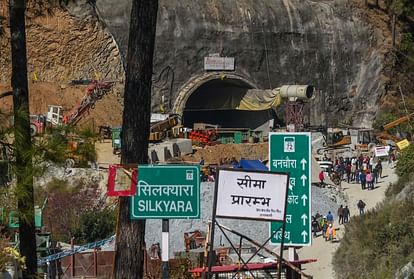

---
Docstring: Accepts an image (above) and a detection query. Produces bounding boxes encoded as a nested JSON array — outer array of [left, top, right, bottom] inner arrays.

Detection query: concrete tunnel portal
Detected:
[[177, 76, 276, 131]]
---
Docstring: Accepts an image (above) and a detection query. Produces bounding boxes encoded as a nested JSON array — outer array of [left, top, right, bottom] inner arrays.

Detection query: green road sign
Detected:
[[269, 133, 311, 246], [8, 207, 43, 228], [131, 165, 200, 219]]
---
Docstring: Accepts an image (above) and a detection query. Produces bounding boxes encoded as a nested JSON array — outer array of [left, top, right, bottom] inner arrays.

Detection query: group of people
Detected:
[[312, 202, 366, 242], [337, 205, 351, 224], [320, 154, 385, 191], [311, 211, 338, 241]]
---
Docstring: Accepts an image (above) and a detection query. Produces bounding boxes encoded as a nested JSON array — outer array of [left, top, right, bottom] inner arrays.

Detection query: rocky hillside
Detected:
[[0, 1, 405, 128], [0, 82, 123, 127], [0, 5, 124, 127], [0, 5, 124, 83], [82, 0, 391, 127]]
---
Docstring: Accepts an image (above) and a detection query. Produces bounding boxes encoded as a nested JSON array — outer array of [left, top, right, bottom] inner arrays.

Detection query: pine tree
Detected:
[[9, 0, 37, 277], [113, 1, 159, 278]]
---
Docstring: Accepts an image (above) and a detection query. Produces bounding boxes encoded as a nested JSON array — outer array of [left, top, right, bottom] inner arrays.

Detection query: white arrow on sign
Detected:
[[301, 230, 308, 242], [301, 174, 307, 186], [301, 194, 308, 206], [300, 158, 307, 170], [301, 213, 308, 226]]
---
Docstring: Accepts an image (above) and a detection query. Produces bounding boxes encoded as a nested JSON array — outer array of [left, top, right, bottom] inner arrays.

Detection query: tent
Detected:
[[235, 159, 268, 171]]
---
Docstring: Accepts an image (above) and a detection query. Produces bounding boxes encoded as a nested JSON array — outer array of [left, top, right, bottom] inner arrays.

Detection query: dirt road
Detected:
[[297, 163, 398, 278]]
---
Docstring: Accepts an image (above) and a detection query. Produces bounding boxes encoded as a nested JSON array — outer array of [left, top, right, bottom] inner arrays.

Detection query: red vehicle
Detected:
[[30, 114, 46, 136], [45, 80, 115, 128]]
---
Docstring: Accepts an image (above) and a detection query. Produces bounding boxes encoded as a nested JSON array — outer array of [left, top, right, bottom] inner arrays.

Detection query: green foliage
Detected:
[[0, 236, 11, 272], [396, 144, 414, 177], [74, 140, 97, 166], [386, 173, 412, 197], [333, 199, 414, 278], [373, 112, 398, 130], [73, 207, 116, 244], [37, 129, 67, 165], [170, 258, 193, 279], [39, 177, 103, 243], [389, 0, 414, 17], [401, 32, 414, 53]]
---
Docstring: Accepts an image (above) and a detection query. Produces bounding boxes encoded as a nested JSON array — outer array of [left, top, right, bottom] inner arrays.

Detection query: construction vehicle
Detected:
[[46, 80, 115, 128], [355, 128, 377, 152], [376, 112, 414, 146], [26, 80, 115, 137], [319, 129, 352, 154], [111, 114, 181, 154], [29, 114, 47, 136], [64, 136, 88, 168], [149, 114, 180, 141], [305, 125, 352, 154]]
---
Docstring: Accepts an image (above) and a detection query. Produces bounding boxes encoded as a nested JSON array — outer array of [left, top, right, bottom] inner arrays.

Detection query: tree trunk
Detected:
[[9, 0, 37, 277], [114, 1, 158, 278]]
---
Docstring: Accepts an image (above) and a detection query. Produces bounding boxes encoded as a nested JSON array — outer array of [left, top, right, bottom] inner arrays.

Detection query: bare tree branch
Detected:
[[0, 91, 13, 99]]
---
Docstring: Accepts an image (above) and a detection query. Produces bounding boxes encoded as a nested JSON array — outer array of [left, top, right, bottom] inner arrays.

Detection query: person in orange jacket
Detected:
[[325, 223, 337, 241]]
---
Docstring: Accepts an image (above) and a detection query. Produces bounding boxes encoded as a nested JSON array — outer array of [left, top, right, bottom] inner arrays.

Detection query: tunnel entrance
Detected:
[[181, 78, 275, 131]]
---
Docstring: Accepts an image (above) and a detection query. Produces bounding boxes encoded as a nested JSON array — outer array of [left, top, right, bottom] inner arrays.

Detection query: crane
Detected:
[[46, 80, 116, 127]]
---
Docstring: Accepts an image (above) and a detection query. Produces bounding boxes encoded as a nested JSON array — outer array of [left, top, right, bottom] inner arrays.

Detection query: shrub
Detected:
[[373, 112, 398, 131], [385, 173, 412, 197], [333, 198, 414, 278], [73, 207, 116, 244], [396, 144, 414, 178], [40, 178, 101, 242]]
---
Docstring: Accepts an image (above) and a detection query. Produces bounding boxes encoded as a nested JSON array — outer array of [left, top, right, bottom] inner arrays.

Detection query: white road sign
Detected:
[[215, 169, 289, 221]]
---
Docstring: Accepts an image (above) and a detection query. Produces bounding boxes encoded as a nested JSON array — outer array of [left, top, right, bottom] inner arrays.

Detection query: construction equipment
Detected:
[[111, 114, 181, 154], [355, 128, 377, 152], [189, 129, 218, 146], [29, 114, 47, 136], [376, 112, 414, 146], [149, 114, 180, 141], [64, 135, 96, 168], [47, 80, 115, 127], [305, 125, 352, 154], [98, 125, 112, 140], [184, 230, 206, 252]]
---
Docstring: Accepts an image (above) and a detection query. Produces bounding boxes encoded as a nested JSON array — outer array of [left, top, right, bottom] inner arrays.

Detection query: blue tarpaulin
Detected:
[[235, 159, 268, 171]]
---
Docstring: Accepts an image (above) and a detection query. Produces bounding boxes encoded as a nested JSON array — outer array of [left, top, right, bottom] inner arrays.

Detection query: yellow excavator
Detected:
[[376, 112, 414, 146], [304, 125, 352, 154]]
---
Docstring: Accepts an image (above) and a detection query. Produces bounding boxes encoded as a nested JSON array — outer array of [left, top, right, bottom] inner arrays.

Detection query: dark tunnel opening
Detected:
[[182, 78, 276, 131]]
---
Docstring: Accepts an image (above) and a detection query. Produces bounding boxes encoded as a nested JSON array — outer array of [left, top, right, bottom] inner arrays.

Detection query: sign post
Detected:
[[269, 133, 312, 246], [131, 165, 200, 279], [162, 219, 169, 279], [131, 165, 200, 219], [208, 168, 289, 279]]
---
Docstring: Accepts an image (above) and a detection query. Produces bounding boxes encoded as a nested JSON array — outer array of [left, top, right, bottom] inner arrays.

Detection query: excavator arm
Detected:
[[377, 111, 414, 145], [381, 112, 414, 132]]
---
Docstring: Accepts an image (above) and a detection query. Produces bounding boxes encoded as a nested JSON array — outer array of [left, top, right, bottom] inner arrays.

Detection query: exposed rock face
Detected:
[[85, 0, 386, 127], [0, 7, 124, 83], [0, 1, 388, 127], [395, 261, 414, 279]]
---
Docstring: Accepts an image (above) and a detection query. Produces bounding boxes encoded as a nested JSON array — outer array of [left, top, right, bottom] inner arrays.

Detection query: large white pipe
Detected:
[[277, 85, 315, 100]]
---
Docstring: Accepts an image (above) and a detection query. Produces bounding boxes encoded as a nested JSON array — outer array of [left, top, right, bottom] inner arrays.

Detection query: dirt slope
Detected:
[[0, 81, 122, 128]]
